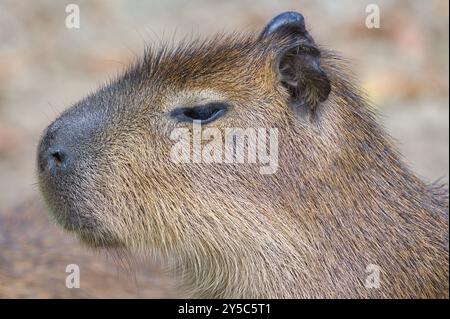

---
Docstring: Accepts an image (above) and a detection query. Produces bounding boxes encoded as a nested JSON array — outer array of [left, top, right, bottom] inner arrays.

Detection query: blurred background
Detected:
[[0, 0, 448, 298]]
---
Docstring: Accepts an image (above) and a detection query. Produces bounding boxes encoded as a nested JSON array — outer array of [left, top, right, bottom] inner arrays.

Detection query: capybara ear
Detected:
[[260, 12, 331, 113]]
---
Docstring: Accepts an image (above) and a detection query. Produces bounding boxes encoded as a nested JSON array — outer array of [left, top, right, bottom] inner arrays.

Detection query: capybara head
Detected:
[[37, 12, 448, 298], [37, 12, 332, 248]]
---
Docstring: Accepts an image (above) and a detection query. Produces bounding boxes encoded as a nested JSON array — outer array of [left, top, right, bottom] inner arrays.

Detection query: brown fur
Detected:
[[38, 27, 449, 298]]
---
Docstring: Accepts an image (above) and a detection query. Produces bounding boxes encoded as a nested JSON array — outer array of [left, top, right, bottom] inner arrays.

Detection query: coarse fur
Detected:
[[37, 18, 449, 298]]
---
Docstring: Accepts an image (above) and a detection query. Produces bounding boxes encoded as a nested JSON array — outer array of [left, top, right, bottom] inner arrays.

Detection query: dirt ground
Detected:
[[0, 0, 448, 298]]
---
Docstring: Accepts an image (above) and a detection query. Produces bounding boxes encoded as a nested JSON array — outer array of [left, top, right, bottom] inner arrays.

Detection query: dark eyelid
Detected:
[[170, 102, 230, 124]]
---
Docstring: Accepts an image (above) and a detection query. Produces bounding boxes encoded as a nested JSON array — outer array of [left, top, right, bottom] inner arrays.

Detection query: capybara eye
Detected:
[[170, 102, 229, 124]]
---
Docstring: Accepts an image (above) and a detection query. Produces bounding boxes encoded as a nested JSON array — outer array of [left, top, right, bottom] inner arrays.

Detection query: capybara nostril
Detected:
[[49, 149, 66, 166], [47, 147, 70, 171]]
